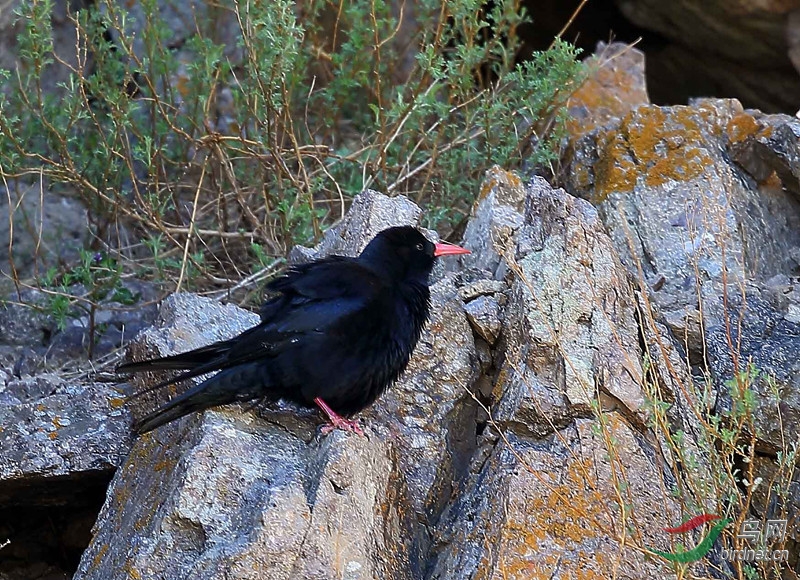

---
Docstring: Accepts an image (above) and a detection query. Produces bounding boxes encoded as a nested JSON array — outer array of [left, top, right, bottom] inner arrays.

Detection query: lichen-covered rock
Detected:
[[428, 416, 679, 579], [564, 97, 800, 336], [76, 415, 421, 580], [566, 41, 650, 138], [0, 372, 132, 505], [728, 111, 800, 199], [492, 177, 646, 435], [459, 166, 527, 278], [421, 176, 693, 579], [77, 194, 479, 580]]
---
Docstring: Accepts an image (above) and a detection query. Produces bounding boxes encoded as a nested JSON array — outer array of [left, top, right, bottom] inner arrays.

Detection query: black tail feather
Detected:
[[117, 340, 235, 374], [132, 363, 268, 434]]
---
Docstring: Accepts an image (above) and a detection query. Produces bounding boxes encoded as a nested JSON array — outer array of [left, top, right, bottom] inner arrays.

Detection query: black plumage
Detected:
[[119, 226, 469, 435]]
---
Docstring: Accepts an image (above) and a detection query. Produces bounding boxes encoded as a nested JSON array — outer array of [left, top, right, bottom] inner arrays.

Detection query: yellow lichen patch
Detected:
[[92, 543, 109, 569], [123, 560, 142, 580], [725, 112, 759, 144], [567, 61, 648, 138], [153, 459, 174, 472], [109, 397, 126, 409], [476, 166, 523, 207], [761, 170, 782, 188], [52, 415, 63, 429], [593, 106, 713, 201], [483, 453, 621, 579], [645, 146, 709, 188], [48, 431, 58, 440]]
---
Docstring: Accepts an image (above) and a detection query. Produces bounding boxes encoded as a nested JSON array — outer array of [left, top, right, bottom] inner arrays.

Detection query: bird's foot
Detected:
[[320, 417, 364, 436], [314, 397, 365, 436]]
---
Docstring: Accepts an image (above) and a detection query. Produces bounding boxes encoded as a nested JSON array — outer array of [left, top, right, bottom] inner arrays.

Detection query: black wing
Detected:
[[119, 257, 381, 393]]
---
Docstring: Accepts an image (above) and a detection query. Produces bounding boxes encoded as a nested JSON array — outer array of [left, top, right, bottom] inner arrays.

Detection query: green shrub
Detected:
[[1, 0, 582, 305]]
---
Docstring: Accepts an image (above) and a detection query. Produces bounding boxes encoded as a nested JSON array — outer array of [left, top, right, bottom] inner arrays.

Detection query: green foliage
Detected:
[[0, 0, 583, 306], [40, 249, 138, 358]]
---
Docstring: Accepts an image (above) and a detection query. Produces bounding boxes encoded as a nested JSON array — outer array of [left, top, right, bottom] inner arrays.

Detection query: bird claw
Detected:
[[314, 397, 364, 436], [320, 416, 364, 436]]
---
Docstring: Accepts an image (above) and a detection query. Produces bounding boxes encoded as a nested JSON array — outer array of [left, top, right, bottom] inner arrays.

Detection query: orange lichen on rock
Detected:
[[476, 165, 523, 207], [483, 452, 626, 579], [566, 43, 649, 139], [109, 397, 126, 409], [725, 112, 760, 144], [725, 112, 775, 146], [593, 106, 713, 201]]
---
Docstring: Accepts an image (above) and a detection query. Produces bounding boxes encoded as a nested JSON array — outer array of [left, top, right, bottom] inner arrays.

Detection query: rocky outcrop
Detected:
[[65, 181, 705, 579], [74, 192, 481, 580], [564, 43, 800, 565]]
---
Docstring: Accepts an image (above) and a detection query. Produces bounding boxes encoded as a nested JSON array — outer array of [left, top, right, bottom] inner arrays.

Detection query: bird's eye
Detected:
[[415, 243, 424, 251]]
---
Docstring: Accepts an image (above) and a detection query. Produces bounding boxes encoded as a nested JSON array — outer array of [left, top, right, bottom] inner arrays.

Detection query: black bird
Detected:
[[119, 226, 470, 435]]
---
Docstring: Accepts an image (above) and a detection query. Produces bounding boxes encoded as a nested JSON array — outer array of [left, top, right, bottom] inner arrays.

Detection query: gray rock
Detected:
[[0, 181, 89, 282], [459, 165, 526, 278], [703, 280, 800, 452], [78, 200, 479, 579], [728, 111, 800, 200], [428, 418, 679, 579], [289, 189, 424, 263], [0, 372, 132, 505], [76, 416, 421, 580], [457, 278, 506, 302], [563, 97, 800, 334], [492, 177, 646, 436], [0, 289, 56, 348], [462, 295, 502, 345]]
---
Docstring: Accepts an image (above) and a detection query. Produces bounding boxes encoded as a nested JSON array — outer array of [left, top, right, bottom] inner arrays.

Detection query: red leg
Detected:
[[313, 397, 364, 436]]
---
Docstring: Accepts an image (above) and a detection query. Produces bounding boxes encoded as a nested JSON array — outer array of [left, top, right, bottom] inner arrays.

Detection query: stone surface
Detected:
[[0, 371, 131, 505], [1, 181, 89, 281], [703, 280, 800, 453], [428, 417, 680, 579], [78, 199, 480, 579], [566, 41, 650, 138], [561, 60, 800, 574], [459, 166, 526, 278], [0, 281, 159, 372], [289, 189, 424, 263], [615, 0, 800, 113], [564, 98, 800, 327], [463, 295, 502, 345], [493, 177, 646, 436], [728, 110, 800, 200]]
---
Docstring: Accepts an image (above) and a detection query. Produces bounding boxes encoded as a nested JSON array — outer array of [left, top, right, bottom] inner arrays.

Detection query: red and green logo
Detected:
[[652, 513, 731, 563]]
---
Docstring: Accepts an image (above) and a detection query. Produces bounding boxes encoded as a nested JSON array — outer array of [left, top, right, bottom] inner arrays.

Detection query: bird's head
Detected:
[[359, 226, 470, 284]]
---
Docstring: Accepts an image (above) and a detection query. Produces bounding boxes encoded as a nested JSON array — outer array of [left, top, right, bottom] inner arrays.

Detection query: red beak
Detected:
[[434, 242, 471, 257]]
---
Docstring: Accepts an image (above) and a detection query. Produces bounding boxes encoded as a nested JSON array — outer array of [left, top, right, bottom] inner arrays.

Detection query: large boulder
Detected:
[[76, 191, 480, 580]]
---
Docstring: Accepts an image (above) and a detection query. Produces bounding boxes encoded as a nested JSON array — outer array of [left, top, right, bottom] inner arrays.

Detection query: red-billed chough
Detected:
[[119, 226, 470, 435]]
